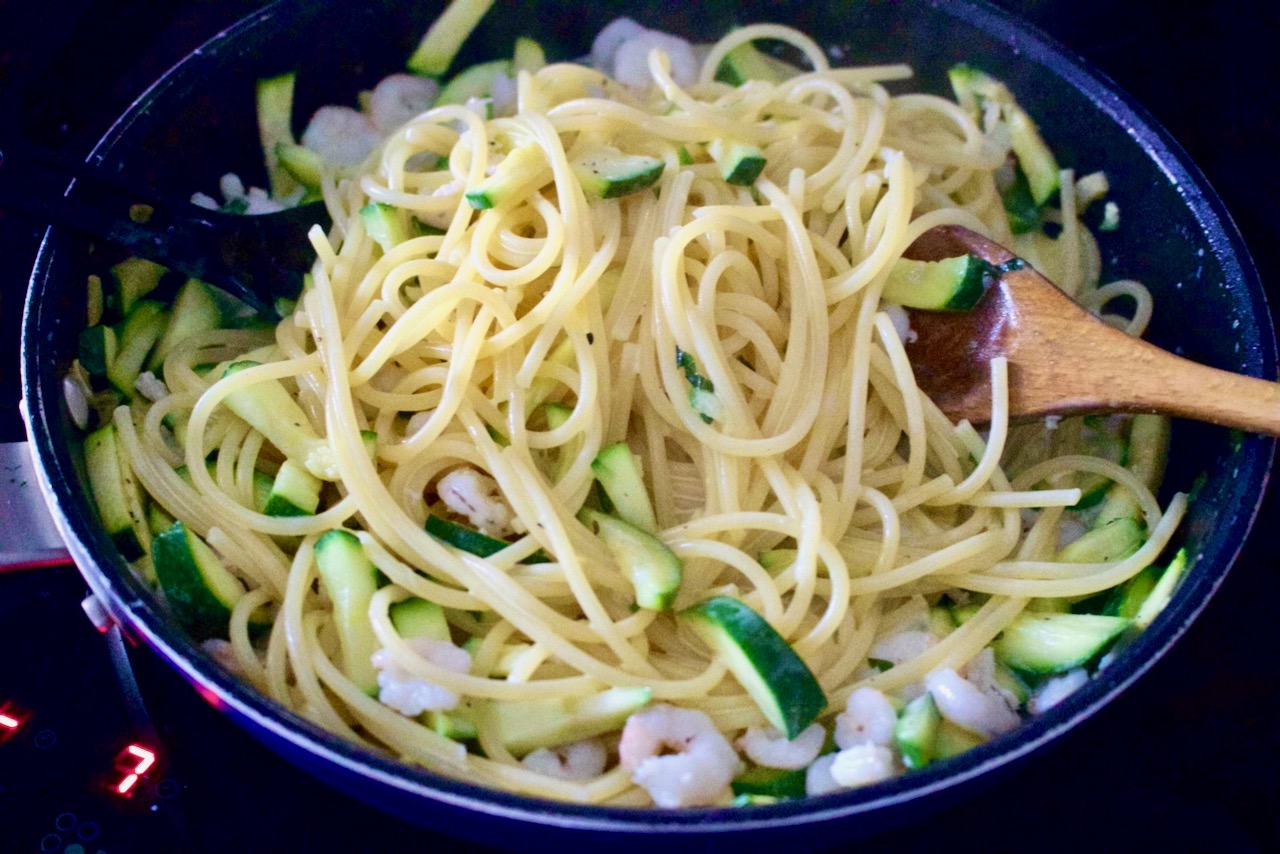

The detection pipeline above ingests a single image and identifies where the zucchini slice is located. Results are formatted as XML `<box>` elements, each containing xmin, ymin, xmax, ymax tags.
<box><xmin>882</xmin><ymin>254</ymin><xmax>996</xmax><ymax>311</ymax></box>
<box><xmin>709</xmin><ymin>139</ymin><xmax>767</xmax><ymax>186</ymax></box>
<box><xmin>256</xmin><ymin>71</ymin><xmax>299</xmax><ymax>199</ymax></box>
<box><xmin>78</xmin><ymin>325</ymin><xmax>117</xmax><ymax>378</ymax></box>
<box><xmin>147</xmin><ymin>278</ymin><xmax>223</xmax><ymax>372</ymax></box>
<box><xmin>464</xmin><ymin>143</ymin><xmax>549</xmax><ymax>210</ymax></box>
<box><xmin>731</xmin><ymin>765</ymin><xmax>808</xmax><ymax>799</ymax></box>
<box><xmin>895</xmin><ymin>692</ymin><xmax>941</xmax><ymax>770</ymax></box>
<box><xmin>263</xmin><ymin>458</ymin><xmax>323</xmax><ymax>517</ymax></box>
<box><xmin>425</xmin><ymin>514</ymin><xmax>549</xmax><ymax>564</ymax></box>
<box><xmin>715</xmin><ymin>41</ymin><xmax>799</xmax><ymax>86</ymax></box>
<box><xmin>994</xmin><ymin>612</ymin><xmax>1130</xmax><ymax>675</ymax></box>
<box><xmin>108</xmin><ymin>300</ymin><xmax>169</xmax><ymax>396</ymax></box>
<box><xmin>220</xmin><ymin>361</ymin><xmax>338</xmax><ymax>480</ymax></box>
<box><xmin>435</xmin><ymin>58</ymin><xmax>511</xmax><ymax>107</ymax></box>
<box><xmin>152</xmin><ymin>520</ymin><xmax>247</xmax><ymax>640</ymax></box>
<box><xmin>360</xmin><ymin>202</ymin><xmax>413</xmax><ymax>252</ymax></box>
<box><xmin>314</xmin><ymin>529</ymin><xmax>381</xmax><ymax>694</ymax></box>
<box><xmin>483</xmin><ymin>686</ymin><xmax>651</xmax><ymax>756</ymax></box>
<box><xmin>406</xmin><ymin>0</ymin><xmax>496</xmax><ymax>77</ymax></box>
<box><xmin>590</xmin><ymin>442</ymin><xmax>658</xmax><ymax>533</ymax></box>
<box><xmin>84</xmin><ymin>422</ymin><xmax>147</xmax><ymax>561</ymax></box>
<box><xmin>580</xmin><ymin>509</ymin><xmax>681</xmax><ymax>611</ymax></box>
<box><xmin>571</xmin><ymin>145</ymin><xmax>665</xmax><ymax>199</ymax></box>
<box><xmin>682</xmin><ymin>596</ymin><xmax>826</xmax><ymax>738</ymax></box>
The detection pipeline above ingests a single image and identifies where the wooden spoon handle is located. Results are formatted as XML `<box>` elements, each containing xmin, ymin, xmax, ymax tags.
<box><xmin>1006</xmin><ymin>268</ymin><xmax>1280</xmax><ymax>435</ymax></box>
<box><xmin>1045</xmin><ymin>329</ymin><xmax>1280</xmax><ymax>436</ymax></box>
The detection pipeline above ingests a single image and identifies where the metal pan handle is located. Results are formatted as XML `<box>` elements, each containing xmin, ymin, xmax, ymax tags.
<box><xmin>0</xmin><ymin>441</ymin><xmax>72</xmax><ymax>570</ymax></box>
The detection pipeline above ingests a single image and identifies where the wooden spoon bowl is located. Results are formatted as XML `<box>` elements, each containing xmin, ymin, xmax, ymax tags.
<box><xmin>903</xmin><ymin>225</ymin><xmax>1280</xmax><ymax>436</ymax></box>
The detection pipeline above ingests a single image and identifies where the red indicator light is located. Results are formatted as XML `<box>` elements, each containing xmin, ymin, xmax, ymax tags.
<box><xmin>0</xmin><ymin>701</ymin><xmax>29</xmax><ymax>743</ymax></box>
<box><xmin>111</xmin><ymin>743</ymin><xmax>158</xmax><ymax>797</ymax></box>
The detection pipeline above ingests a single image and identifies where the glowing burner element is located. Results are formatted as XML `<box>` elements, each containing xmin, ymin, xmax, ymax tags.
<box><xmin>113</xmin><ymin>744</ymin><xmax>157</xmax><ymax>796</ymax></box>
<box><xmin>0</xmin><ymin>714</ymin><xmax>17</xmax><ymax>729</ymax></box>
<box><xmin>0</xmin><ymin>701</ymin><xmax>28</xmax><ymax>742</ymax></box>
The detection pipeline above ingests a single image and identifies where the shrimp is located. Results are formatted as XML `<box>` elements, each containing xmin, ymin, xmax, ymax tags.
<box><xmin>924</xmin><ymin>668</ymin><xmax>1020</xmax><ymax>737</ymax></box>
<box><xmin>735</xmin><ymin>723</ymin><xmax>825</xmax><ymax>770</ymax></box>
<box><xmin>590</xmin><ymin>17</ymin><xmax>699</xmax><ymax>89</ymax></box>
<box><xmin>300</xmin><ymin>105</ymin><xmax>381</xmax><ymax>166</ymax></box>
<box><xmin>829</xmin><ymin>744</ymin><xmax>896</xmax><ymax>789</ymax></box>
<box><xmin>369</xmin><ymin>73</ymin><xmax>439</xmax><ymax>136</ymax></box>
<box><xmin>520</xmin><ymin>739</ymin><xmax>608</xmax><ymax>782</ymax></box>
<box><xmin>618</xmin><ymin>704</ymin><xmax>740</xmax><ymax>807</ymax></box>
<box><xmin>371</xmin><ymin>637</ymin><xmax>471</xmax><ymax>716</ymax></box>
<box><xmin>437</xmin><ymin>467</ymin><xmax>520</xmax><ymax>537</ymax></box>
<box><xmin>834</xmin><ymin>687</ymin><xmax>897</xmax><ymax>750</ymax></box>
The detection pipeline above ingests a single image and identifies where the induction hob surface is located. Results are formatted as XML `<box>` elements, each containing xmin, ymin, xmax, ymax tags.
<box><xmin>2</xmin><ymin>2</ymin><xmax>1278</xmax><ymax>852</ymax></box>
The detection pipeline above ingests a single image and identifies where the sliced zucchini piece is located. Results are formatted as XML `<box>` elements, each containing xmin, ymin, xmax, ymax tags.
<box><xmin>256</xmin><ymin>72</ymin><xmax>299</xmax><ymax>198</ymax></box>
<box><xmin>715</xmin><ymin>41</ymin><xmax>799</xmax><ymax>86</ymax></box>
<box><xmin>360</xmin><ymin>202</ymin><xmax>413</xmax><ymax>252</ymax></box>
<box><xmin>589</xmin><ymin>442</ymin><xmax>658</xmax><ymax>533</ymax></box>
<box><xmin>1056</xmin><ymin>517</ymin><xmax>1144</xmax><ymax>564</ymax></box>
<box><xmin>882</xmin><ymin>254</ymin><xmax>996</xmax><ymax>311</ymax></box>
<box><xmin>1133</xmin><ymin>547</ymin><xmax>1188</xmax><ymax>630</ymax></box>
<box><xmin>78</xmin><ymin>325</ymin><xmax>117</xmax><ymax>378</ymax></box>
<box><xmin>731</xmin><ymin>765</ymin><xmax>808</xmax><ymax>799</ymax></box>
<box><xmin>389</xmin><ymin>596</ymin><xmax>451</xmax><ymax>643</ymax></box>
<box><xmin>84</xmin><ymin>423</ymin><xmax>147</xmax><ymax>561</ymax></box>
<box><xmin>435</xmin><ymin>58</ymin><xmax>512</xmax><ymax>106</ymax></box>
<box><xmin>757</xmin><ymin>549</ymin><xmax>795</xmax><ymax>574</ymax></box>
<box><xmin>276</xmin><ymin>142</ymin><xmax>325</xmax><ymax>189</ymax></box>
<box><xmin>220</xmin><ymin>361</ymin><xmax>338</xmax><ymax>480</ymax></box>
<box><xmin>152</xmin><ymin>520</ymin><xmax>247</xmax><ymax>640</ymax></box>
<box><xmin>1007</xmin><ymin>108</ymin><xmax>1059</xmax><ymax>207</ymax></box>
<box><xmin>580</xmin><ymin>509</ymin><xmax>681</xmax><ymax>611</ymax></box>
<box><xmin>895</xmin><ymin>692</ymin><xmax>941</xmax><ymax>770</ymax></box>
<box><xmin>314</xmin><ymin>529</ymin><xmax>381</xmax><ymax>694</ymax></box>
<box><xmin>571</xmin><ymin>145</ymin><xmax>665</xmax><ymax>199</ymax></box>
<box><xmin>406</xmin><ymin>0</ymin><xmax>496</xmax><ymax>77</ymax></box>
<box><xmin>999</xmin><ymin>162</ymin><xmax>1041</xmax><ymax>234</ymax></box>
<box><xmin>539</xmin><ymin>402</ymin><xmax>581</xmax><ymax>484</ymax></box>
<box><xmin>682</xmin><ymin>596</ymin><xmax>826</xmax><ymax>738</ymax></box>
<box><xmin>483</xmin><ymin>686</ymin><xmax>651</xmax><ymax>756</ymax></box>
<box><xmin>464</xmin><ymin>143</ymin><xmax>549</xmax><ymax>209</ymax></box>
<box><xmin>512</xmin><ymin>36</ymin><xmax>546</xmax><ymax>74</ymax></box>
<box><xmin>108</xmin><ymin>300</ymin><xmax>169</xmax><ymax>396</ymax></box>
<box><xmin>675</xmin><ymin>347</ymin><xmax>722</xmax><ymax>423</ymax></box>
<box><xmin>263</xmin><ymin>458</ymin><xmax>323</xmax><ymax>517</ymax></box>
<box><xmin>425</xmin><ymin>514</ymin><xmax>549</xmax><ymax>564</ymax></box>
<box><xmin>147</xmin><ymin>279</ymin><xmax>223</xmax><ymax>372</ymax></box>
<box><xmin>994</xmin><ymin>612</ymin><xmax>1130</xmax><ymax>675</ymax></box>
<box><xmin>106</xmin><ymin>257</ymin><xmax>167</xmax><ymax>320</ymax></box>
<box><xmin>934</xmin><ymin>718</ymin><xmax>987</xmax><ymax>759</ymax></box>
<box><xmin>709</xmin><ymin>139</ymin><xmax>767</xmax><ymax>186</ymax></box>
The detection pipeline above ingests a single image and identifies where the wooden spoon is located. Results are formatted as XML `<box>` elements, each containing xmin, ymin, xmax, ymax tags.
<box><xmin>902</xmin><ymin>225</ymin><xmax>1280</xmax><ymax>435</ymax></box>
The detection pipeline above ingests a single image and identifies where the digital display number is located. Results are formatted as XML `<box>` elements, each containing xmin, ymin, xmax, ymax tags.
<box><xmin>111</xmin><ymin>743</ymin><xmax>157</xmax><ymax>797</ymax></box>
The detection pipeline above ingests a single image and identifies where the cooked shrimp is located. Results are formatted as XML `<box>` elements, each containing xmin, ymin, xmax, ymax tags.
<box><xmin>369</xmin><ymin>73</ymin><xmax>439</xmax><ymax>135</ymax></box>
<box><xmin>437</xmin><ymin>467</ymin><xmax>520</xmax><ymax>537</ymax></box>
<box><xmin>520</xmin><ymin>739</ymin><xmax>608</xmax><ymax>781</ymax></box>
<box><xmin>736</xmin><ymin>723</ymin><xmax>825</xmax><ymax>770</ymax></box>
<box><xmin>371</xmin><ymin>637</ymin><xmax>471</xmax><ymax>716</ymax></box>
<box><xmin>590</xmin><ymin>17</ymin><xmax>699</xmax><ymax>89</ymax></box>
<box><xmin>834</xmin><ymin>687</ymin><xmax>897</xmax><ymax>749</ymax></box>
<box><xmin>301</xmin><ymin>105</ymin><xmax>381</xmax><ymax>166</ymax></box>
<box><xmin>829</xmin><ymin>743</ymin><xmax>896</xmax><ymax>788</ymax></box>
<box><xmin>618</xmin><ymin>704</ymin><xmax>740</xmax><ymax>807</ymax></box>
<box><xmin>924</xmin><ymin>668</ymin><xmax>1020</xmax><ymax>737</ymax></box>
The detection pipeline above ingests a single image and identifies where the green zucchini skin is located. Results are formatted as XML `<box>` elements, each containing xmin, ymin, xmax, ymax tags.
<box><xmin>882</xmin><ymin>254</ymin><xmax>997</xmax><ymax>311</ymax></box>
<box><xmin>683</xmin><ymin>596</ymin><xmax>826</xmax><ymax>738</ymax></box>
<box><xmin>153</xmin><ymin>520</ymin><xmax>247</xmax><ymax>640</ymax></box>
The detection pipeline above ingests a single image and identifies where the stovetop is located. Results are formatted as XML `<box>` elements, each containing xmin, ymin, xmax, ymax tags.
<box><xmin>2</xmin><ymin>2</ymin><xmax>1278</xmax><ymax>852</ymax></box>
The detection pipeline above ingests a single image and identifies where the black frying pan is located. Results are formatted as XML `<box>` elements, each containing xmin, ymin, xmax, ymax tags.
<box><xmin>19</xmin><ymin>1</ymin><xmax>1278</xmax><ymax>849</ymax></box>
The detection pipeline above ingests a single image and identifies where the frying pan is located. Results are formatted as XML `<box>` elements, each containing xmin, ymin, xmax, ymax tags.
<box><xmin>18</xmin><ymin>0</ymin><xmax>1277</xmax><ymax>849</ymax></box>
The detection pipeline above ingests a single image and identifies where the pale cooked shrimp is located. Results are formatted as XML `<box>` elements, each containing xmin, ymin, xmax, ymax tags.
<box><xmin>437</xmin><ymin>467</ymin><xmax>520</xmax><ymax>537</ymax></box>
<box><xmin>301</xmin><ymin>105</ymin><xmax>381</xmax><ymax>166</ymax></box>
<box><xmin>520</xmin><ymin>739</ymin><xmax>608</xmax><ymax>781</ymax></box>
<box><xmin>924</xmin><ymin>668</ymin><xmax>1020</xmax><ymax>737</ymax></box>
<box><xmin>369</xmin><ymin>73</ymin><xmax>439</xmax><ymax>135</ymax></box>
<box><xmin>833</xmin><ymin>687</ymin><xmax>897</xmax><ymax>749</ymax></box>
<box><xmin>371</xmin><ymin>637</ymin><xmax>471</xmax><ymax>716</ymax></box>
<box><xmin>618</xmin><ymin>704</ymin><xmax>740</xmax><ymax>807</ymax></box>
<box><xmin>735</xmin><ymin>723</ymin><xmax>825</xmax><ymax>770</ymax></box>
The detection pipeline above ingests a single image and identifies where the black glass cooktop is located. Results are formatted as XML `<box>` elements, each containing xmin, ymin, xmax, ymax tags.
<box><xmin>2</xmin><ymin>2</ymin><xmax>1278</xmax><ymax>852</ymax></box>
